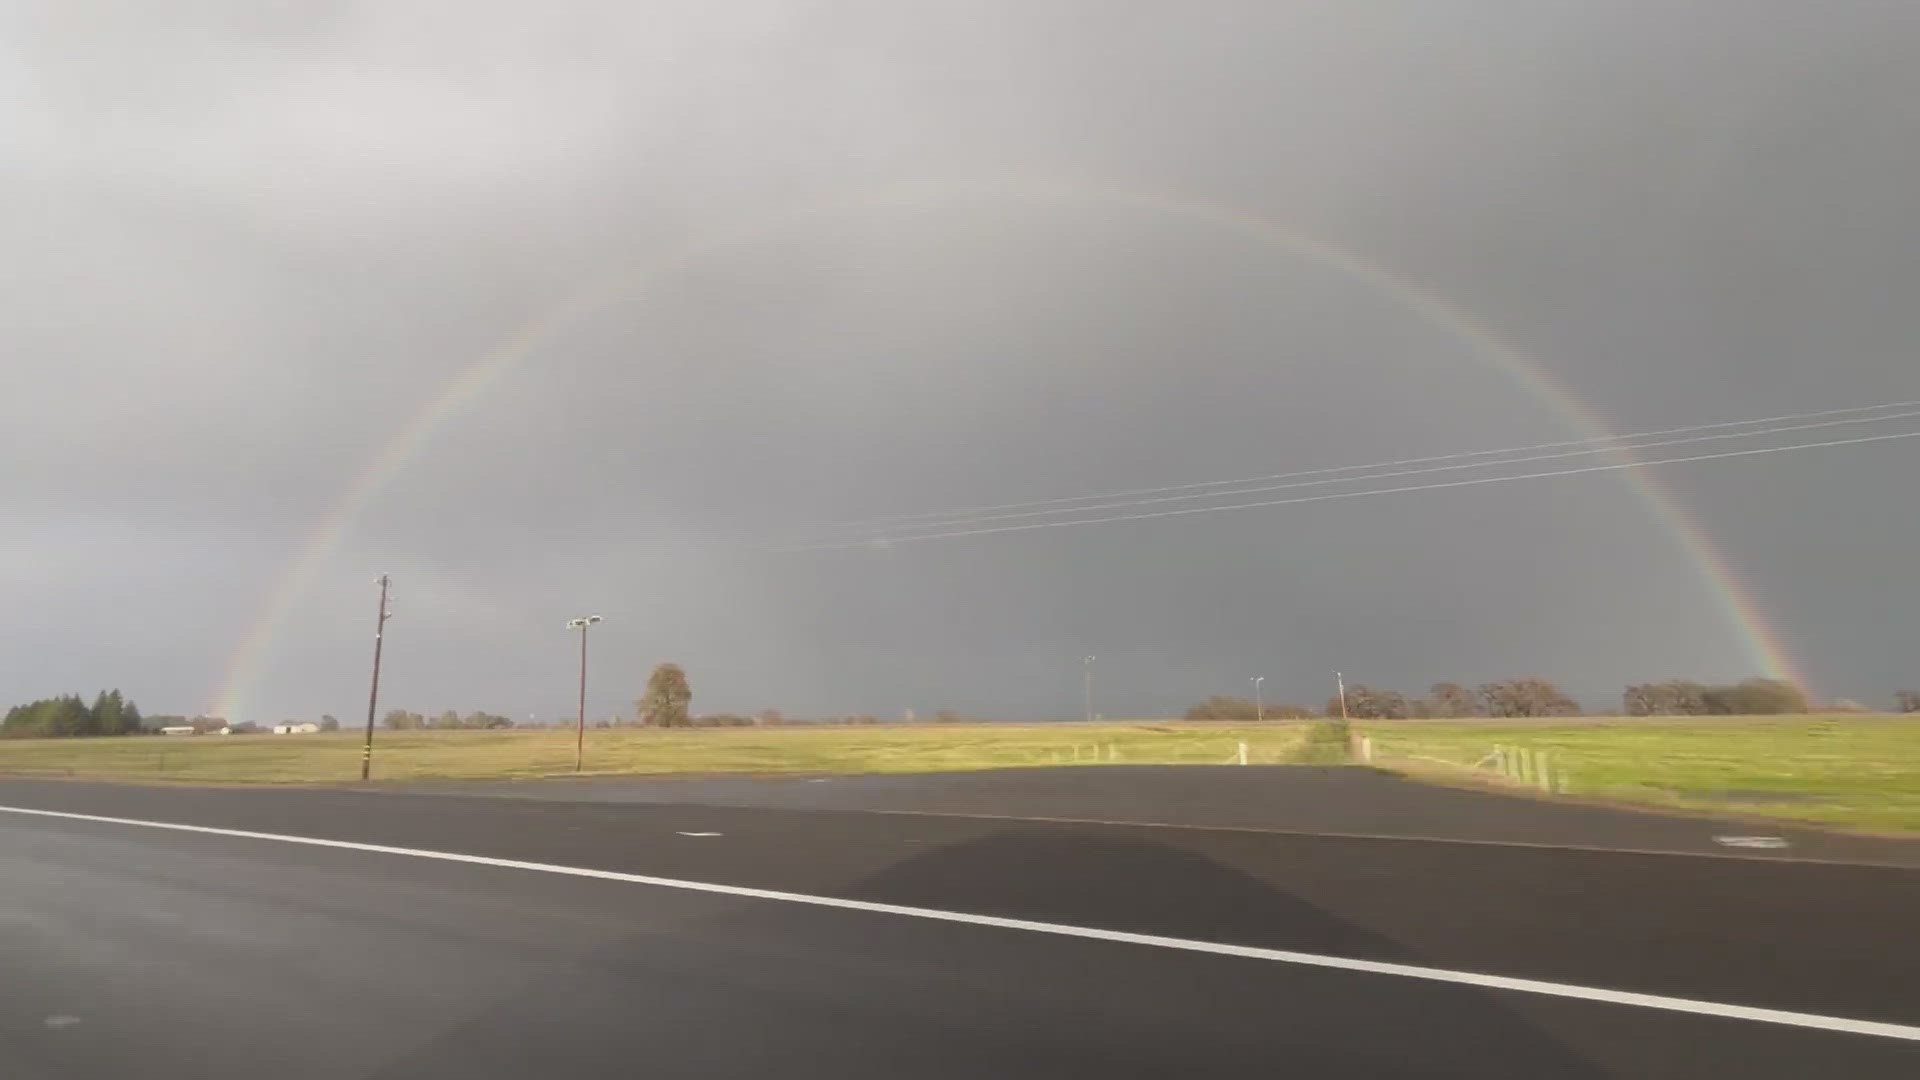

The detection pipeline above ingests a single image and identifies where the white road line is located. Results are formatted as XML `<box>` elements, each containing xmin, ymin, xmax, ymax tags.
<box><xmin>3</xmin><ymin>803</ymin><xmax>1916</xmax><ymax>1044</ymax></box>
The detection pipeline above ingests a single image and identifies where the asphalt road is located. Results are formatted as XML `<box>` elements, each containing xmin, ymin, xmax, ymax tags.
<box><xmin>394</xmin><ymin>765</ymin><xmax>1920</xmax><ymax>866</ymax></box>
<box><xmin>2</xmin><ymin>776</ymin><xmax>1917</xmax><ymax>1077</ymax></box>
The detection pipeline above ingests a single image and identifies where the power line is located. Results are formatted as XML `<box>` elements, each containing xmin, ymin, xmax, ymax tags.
<box><xmin>797</xmin><ymin>398</ymin><xmax>1920</xmax><ymax>532</ymax></box>
<box><xmin>775</xmin><ymin>428</ymin><xmax>1920</xmax><ymax>552</ymax></box>
<box><xmin>818</xmin><ymin>407</ymin><xmax>1920</xmax><ymax>536</ymax></box>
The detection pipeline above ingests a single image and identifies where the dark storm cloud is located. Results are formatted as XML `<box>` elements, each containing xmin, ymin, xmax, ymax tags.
<box><xmin>6</xmin><ymin>1</ymin><xmax>1918</xmax><ymax>721</ymax></box>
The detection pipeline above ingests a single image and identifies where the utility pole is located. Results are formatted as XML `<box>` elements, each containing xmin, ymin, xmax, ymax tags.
<box><xmin>567</xmin><ymin>616</ymin><xmax>602</xmax><ymax>772</ymax></box>
<box><xmin>361</xmin><ymin>574</ymin><xmax>391</xmax><ymax>781</ymax></box>
<box><xmin>1083</xmin><ymin>656</ymin><xmax>1096</xmax><ymax>723</ymax></box>
<box><xmin>1251</xmin><ymin>676</ymin><xmax>1265</xmax><ymax>722</ymax></box>
<box><xmin>1335</xmin><ymin>671</ymin><xmax>1350</xmax><ymax>723</ymax></box>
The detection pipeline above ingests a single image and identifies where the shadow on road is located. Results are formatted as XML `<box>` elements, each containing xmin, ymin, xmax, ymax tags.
<box><xmin>374</xmin><ymin>826</ymin><xmax>1605</xmax><ymax>1078</ymax></box>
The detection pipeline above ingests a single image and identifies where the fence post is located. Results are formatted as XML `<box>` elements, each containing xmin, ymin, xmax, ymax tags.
<box><xmin>1517</xmin><ymin>748</ymin><xmax>1532</xmax><ymax>784</ymax></box>
<box><xmin>1537</xmin><ymin>751</ymin><xmax>1553</xmax><ymax>793</ymax></box>
<box><xmin>1238</xmin><ymin>741</ymin><xmax>1249</xmax><ymax>766</ymax></box>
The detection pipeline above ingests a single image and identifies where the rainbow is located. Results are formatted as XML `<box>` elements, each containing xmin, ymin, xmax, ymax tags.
<box><xmin>210</xmin><ymin>178</ymin><xmax>1807</xmax><ymax>719</ymax></box>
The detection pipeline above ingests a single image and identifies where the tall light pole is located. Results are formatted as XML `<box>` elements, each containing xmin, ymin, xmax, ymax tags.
<box><xmin>1083</xmin><ymin>656</ymin><xmax>1096</xmax><ymax>723</ymax></box>
<box><xmin>567</xmin><ymin>615</ymin><xmax>602</xmax><ymax>772</ymax></box>
<box><xmin>1335</xmin><ymin>671</ymin><xmax>1350</xmax><ymax>723</ymax></box>
<box><xmin>361</xmin><ymin>574</ymin><xmax>392</xmax><ymax>781</ymax></box>
<box><xmin>1251</xmin><ymin>676</ymin><xmax>1265</xmax><ymax>722</ymax></box>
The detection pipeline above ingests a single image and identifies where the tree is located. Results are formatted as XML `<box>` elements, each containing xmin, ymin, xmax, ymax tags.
<box><xmin>1479</xmin><ymin>678</ymin><xmax>1581</xmax><ymax>718</ymax></box>
<box><xmin>1701</xmin><ymin>678</ymin><xmax>1808</xmax><ymax>716</ymax></box>
<box><xmin>639</xmin><ymin>663</ymin><xmax>693</xmax><ymax>727</ymax></box>
<box><xmin>1898</xmin><ymin>691</ymin><xmax>1920</xmax><ymax>714</ymax></box>
<box><xmin>1323</xmin><ymin>685</ymin><xmax>1411</xmax><ymax>720</ymax></box>
<box><xmin>755</xmin><ymin>709</ymin><xmax>784</xmax><ymax>726</ymax></box>
<box><xmin>319</xmin><ymin>714</ymin><xmax>340</xmax><ymax>732</ymax></box>
<box><xmin>1427</xmin><ymin>683</ymin><xmax>1480</xmax><ymax>719</ymax></box>
<box><xmin>3</xmin><ymin>693</ymin><xmax>140</xmax><ymax>739</ymax></box>
<box><xmin>433</xmin><ymin>709</ymin><xmax>463</xmax><ymax>730</ymax></box>
<box><xmin>1623</xmin><ymin>680</ymin><xmax>1709</xmax><ymax>717</ymax></box>
<box><xmin>89</xmin><ymin>689</ymin><xmax>130</xmax><ymax>736</ymax></box>
<box><xmin>382</xmin><ymin>709</ymin><xmax>423</xmax><ymax>730</ymax></box>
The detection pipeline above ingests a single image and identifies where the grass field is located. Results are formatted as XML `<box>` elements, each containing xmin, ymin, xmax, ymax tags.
<box><xmin>0</xmin><ymin>722</ymin><xmax>1330</xmax><ymax>785</ymax></box>
<box><xmin>1361</xmin><ymin>715</ymin><xmax>1920</xmax><ymax>833</ymax></box>
<box><xmin>9</xmin><ymin>717</ymin><xmax>1918</xmax><ymax>836</ymax></box>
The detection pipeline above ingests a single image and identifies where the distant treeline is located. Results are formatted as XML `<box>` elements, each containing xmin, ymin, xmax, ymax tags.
<box><xmin>2</xmin><ymin>691</ymin><xmax>142</xmax><ymax>738</ymax></box>
<box><xmin>1189</xmin><ymin>678</ymin><xmax>1920</xmax><ymax>720</ymax></box>
<box><xmin>1188</xmin><ymin>678</ymin><xmax>1585</xmax><ymax>720</ymax></box>
<box><xmin>382</xmin><ymin>709</ymin><xmax>516</xmax><ymax>730</ymax></box>
<box><xmin>10</xmin><ymin>672</ymin><xmax>1917</xmax><ymax>743</ymax></box>
<box><xmin>1622</xmin><ymin>679</ymin><xmax>1807</xmax><ymax>716</ymax></box>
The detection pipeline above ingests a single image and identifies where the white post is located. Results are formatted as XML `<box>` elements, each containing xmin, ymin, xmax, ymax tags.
<box><xmin>1360</xmin><ymin>735</ymin><xmax>1373</xmax><ymax>763</ymax></box>
<box><xmin>1494</xmin><ymin>745</ymin><xmax>1507</xmax><ymax>777</ymax></box>
<box><xmin>1537</xmin><ymin>751</ymin><xmax>1553</xmax><ymax>793</ymax></box>
<box><xmin>1519</xmin><ymin>748</ymin><xmax>1534</xmax><ymax>784</ymax></box>
<box><xmin>1238</xmin><ymin>741</ymin><xmax>1249</xmax><ymax>766</ymax></box>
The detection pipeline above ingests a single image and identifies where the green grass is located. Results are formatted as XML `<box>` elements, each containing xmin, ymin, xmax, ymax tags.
<box><xmin>1361</xmin><ymin>715</ymin><xmax>1920</xmax><ymax>833</ymax></box>
<box><xmin>16</xmin><ymin>717</ymin><xmax>1916</xmax><ymax>836</ymax></box>
<box><xmin>0</xmin><ymin>723</ymin><xmax>1321</xmax><ymax>785</ymax></box>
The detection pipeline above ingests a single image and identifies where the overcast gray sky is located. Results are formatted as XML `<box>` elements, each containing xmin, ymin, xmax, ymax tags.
<box><xmin>6</xmin><ymin>1</ymin><xmax>1918</xmax><ymax>722</ymax></box>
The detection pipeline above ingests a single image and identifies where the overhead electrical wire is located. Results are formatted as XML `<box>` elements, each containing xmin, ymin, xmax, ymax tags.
<box><xmin>809</xmin><ymin>406</ymin><xmax>1920</xmax><ymax>536</ymax></box>
<box><xmin>797</xmin><ymin>398</ymin><xmax>1920</xmax><ymax>533</ymax></box>
<box><xmin>774</xmin><ymin>427</ymin><xmax>1920</xmax><ymax>552</ymax></box>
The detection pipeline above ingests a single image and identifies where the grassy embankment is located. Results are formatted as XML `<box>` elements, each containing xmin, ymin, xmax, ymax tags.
<box><xmin>0</xmin><ymin>722</ymin><xmax>1330</xmax><ymax>785</ymax></box>
<box><xmin>1361</xmin><ymin>715</ymin><xmax>1920</xmax><ymax>833</ymax></box>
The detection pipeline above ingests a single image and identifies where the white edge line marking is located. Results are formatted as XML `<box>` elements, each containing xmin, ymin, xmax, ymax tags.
<box><xmin>3</xmin><ymin>803</ymin><xmax>1915</xmax><ymax>1044</ymax></box>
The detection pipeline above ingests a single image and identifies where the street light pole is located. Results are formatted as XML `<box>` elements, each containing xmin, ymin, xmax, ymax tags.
<box><xmin>1083</xmin><ymin>656</ymin><xmax>1096</xmax><ymax>723</ymax></box>
<box><xmin>1251</xmin><ymin>676</ymin><xmax>1265</xmax><ymax>722</ymax></box>
<box><xmin>1335</xmin><ymin>671</ymin><xmax>1349</xmax><ymax>723</ymax></box>
<box><xmin>360</xmin><ymin>574</ymin><xmax>391</xmax><ymax>782</ymax></box>
<box><xmin>567</xmin><ymin>616</ymin><xmax>602</xmax><ymax>772</ymax></box>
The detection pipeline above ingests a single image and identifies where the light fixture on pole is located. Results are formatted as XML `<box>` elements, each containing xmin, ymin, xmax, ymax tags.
<box><xmin>566</xmin><ymin>615</ymin><xmax>602</xmax><ymax>772</ymax></box>
<box><xmin>1251</xmin><ymin>676</ymin><xmax>1265</xmax><ymax>722</ymax></box>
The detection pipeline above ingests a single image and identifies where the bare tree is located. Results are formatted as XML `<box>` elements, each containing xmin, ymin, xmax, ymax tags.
<box><xmin>1479</xmin><ymin>678</ymin><xmax>1581</xmax><ymax>718</ymax></box>
<box><xmin>1623</xmin><ymin>680</ymin><xmax>1709</xmax><ymax>716</ymax></box>
<box><xmin>1427</xmin><ymin>682</ymin><xmax>1480</xmax><ymax>718</ymax></box>
<box><xmin>1323</xmin><ymin>685</ymin><xmax>1411</xmax><ymax>719</ymax></box>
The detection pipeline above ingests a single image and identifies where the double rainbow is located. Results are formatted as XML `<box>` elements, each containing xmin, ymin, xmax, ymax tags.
<box><xmin>211</xmin><ymin>179</ymin><xmax>1805</xmax><ymax>720</ymax></box>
